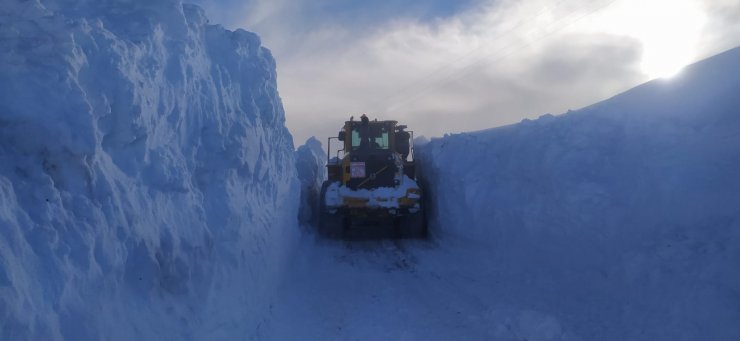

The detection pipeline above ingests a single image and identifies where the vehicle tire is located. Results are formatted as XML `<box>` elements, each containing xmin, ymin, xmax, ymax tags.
<box><xmin>318</xmin><ymin>181</ymin><xmax>343</xmax><ymax>238</ymax></box>
<box><xmin>404</xmin><ymin>197</ymin><xmax>428</xmax><ymax>239</ymax></box>
<box><xmin>404</xmin><ymin>212</ymin><xmax>427</xmax><ymax>239</ymax></box>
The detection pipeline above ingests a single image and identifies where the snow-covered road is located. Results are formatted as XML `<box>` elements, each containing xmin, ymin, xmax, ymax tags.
<box><xmin>270</xmin><ymin>232</ymin><xmax>569</xmax><ymax>341</ymax></box>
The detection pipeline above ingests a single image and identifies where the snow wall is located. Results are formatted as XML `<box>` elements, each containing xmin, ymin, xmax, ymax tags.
<box><xmin>0</xmin><ymin>0</ymin><xmax>299</xmax><ymax>339</ymax></box>
<box><xmin>418</xmin><ymin>47</ymin><xmax>740</xmax><ymax>340</ymax></box>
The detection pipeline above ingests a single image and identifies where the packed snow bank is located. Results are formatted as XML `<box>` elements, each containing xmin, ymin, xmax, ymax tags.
<box><xmin>0</xmin><ymin>0</ymin><xmax>298</xmax><ymax>339</ymax></box>
<box><xmin>418</xmin><ymin>47</ymin><xmax>740</xmax><ymax>340</ymax></box>
<box><xmin>295</xmin><ymin>137</ymin><xmax>326</xmax><ymax>225</ymax></box>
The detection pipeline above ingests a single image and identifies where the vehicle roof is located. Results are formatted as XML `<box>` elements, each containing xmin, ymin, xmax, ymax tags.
<box><xmin>345</xmin><ymin>120</ymin><xmax>398</xmax><ymax>125</ymax></box>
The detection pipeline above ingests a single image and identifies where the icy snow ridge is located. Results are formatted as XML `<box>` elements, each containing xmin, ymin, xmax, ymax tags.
<box><xmin>0</xmin><ymin>0</ymin><xmax>297</xmax><ymax>339</ymax></box>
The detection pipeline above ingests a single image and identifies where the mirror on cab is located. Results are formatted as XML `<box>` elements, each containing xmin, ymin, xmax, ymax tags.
<box><xmin>338</xmin><ymin>131</ymin><xmax>346</xmax><ymax>141</ymax></box>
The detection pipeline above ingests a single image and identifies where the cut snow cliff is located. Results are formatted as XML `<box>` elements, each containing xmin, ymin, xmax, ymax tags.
<box><xmin>418</xmin><ymin>47</ymin><xmax>740</xmax><ymax>340</ymax></box>
<box><xmin>0</xmin><ymin>0</ymin><xmax>298</xmax><ymax>339</ymax></box>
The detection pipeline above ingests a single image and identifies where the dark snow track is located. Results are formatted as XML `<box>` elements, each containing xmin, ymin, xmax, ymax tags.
<box><xmin>337</xmin><ymin>238</ymin><xmax>424</xmax><ymax>274</ymax></box>
<box><xmin>268</xmin><ymin>233</ymin><xmax>567</xmax><ymax>341</ymax></box>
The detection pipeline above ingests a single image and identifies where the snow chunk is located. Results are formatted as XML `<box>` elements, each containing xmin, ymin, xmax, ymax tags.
<box><xmin>295</xmin><ymin>136</ymin><xmax>326</xmax><ymax>224</ymax></box>
<box><xmin>325</xmin><ymin>175</ymin><xmax>420</xmax><ymax>210</ymax></box>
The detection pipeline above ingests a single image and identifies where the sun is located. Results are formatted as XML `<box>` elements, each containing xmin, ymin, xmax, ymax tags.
<box><xmin>584</xmin><ymin>0</ymin><xmax>707</xmax><ymax>79</ymax></box>
<box><xmin>629</xmin><ymin>0</ymin><xmax>707</xmax><ymax>78</ymax></box>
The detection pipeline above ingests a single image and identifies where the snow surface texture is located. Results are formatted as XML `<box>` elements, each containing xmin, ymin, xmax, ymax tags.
<box><xmin>417</xmin><ymin>47</ymin><xmax>740</xmax><ymax>340</ymax></box>
<box><xmin>295</xmin><ymin>136</ymin><xmax>326</xmax><ymax>225</ymax></box>
<box><xmin>0</xmin><ymin>0</ymin><xmax>298</xmax><ymax>339</ymax></box>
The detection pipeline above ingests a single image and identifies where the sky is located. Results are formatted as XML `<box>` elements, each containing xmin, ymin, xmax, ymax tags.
<box><xmin>190</xmin><ymin>0</ymin><xmax>740</xmax><ymax>148</ymax></box>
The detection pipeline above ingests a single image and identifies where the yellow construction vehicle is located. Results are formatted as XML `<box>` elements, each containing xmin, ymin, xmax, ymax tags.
<box><xmin>319</xmin><ymin>114</ymin><xmax>426</xmax><ymax>238</ymax></box>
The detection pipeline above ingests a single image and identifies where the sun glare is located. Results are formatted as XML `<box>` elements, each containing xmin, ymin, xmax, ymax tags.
<box><xmin>583</xmin><ymin>0</ymin><xmax>707</xmax><ymax>79</ymax></box>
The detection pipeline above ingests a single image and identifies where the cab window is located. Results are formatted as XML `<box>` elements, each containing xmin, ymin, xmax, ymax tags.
<box><xmin>350</xmin><ymin>124</ymin><xmax>391</xmax><ymax>150</ymax></box>
<box><xmin>351</xmin><ymin>129</ymin><xmax>362</xmax><ymax>149</ymax></box>
<box><xmin>374</xmin><ymin>131</ymin><xmax>389</xmax><ymax>149</ymax></box>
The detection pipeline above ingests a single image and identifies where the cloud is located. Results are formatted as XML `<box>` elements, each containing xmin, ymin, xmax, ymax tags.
<box><xmin>270</xmin><ymin>0</ymin><xmax>646</xmax><ymax>145</ymax></box>
<box><xmin>698</xmin><ymin>0</ymin><xmax>740</xmax><ymax>54</ymax></box>
<box><xmin>191</xmin><ymin>0</ymin><xmax>740</xmax><ymax>147</ymax></box>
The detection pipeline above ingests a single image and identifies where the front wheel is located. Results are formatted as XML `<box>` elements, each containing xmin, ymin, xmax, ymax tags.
<box><xmin>318</xmin><ymin>181</ymin><xmax>343</xmax><ymax>238</ymax></box>
<box><xmin>403</xmin><ymin>211</ymin><xmax>427</xmax><ymax>239</ymax></box>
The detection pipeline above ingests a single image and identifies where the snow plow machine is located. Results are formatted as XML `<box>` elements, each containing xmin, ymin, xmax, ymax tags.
<box><xmin>319</xmin><ymin>114</ymin><xmax>427</xmax><ymax>238</ymax></box>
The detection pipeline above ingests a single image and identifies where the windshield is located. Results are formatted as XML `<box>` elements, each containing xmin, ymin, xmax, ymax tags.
<box><xmin>351</xmin><ymin>124</ymin><xmax>390</xmax><ymax>150</ymax></box>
